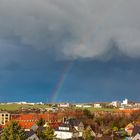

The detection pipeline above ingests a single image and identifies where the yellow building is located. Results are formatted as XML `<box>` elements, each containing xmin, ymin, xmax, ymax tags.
<box><xmin>0</xmin><ymin>112</ymin><xmax>10</xmax><ymax>125</ymax></box>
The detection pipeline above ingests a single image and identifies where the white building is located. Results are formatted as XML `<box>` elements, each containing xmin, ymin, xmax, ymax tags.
<box><xmin>58</xmin><ymin>103</ymin><xmax>70</xmax><ymax>108</ymax></box>
<box><xmin>75</xmin><ymin>104</ymin><xmax>83</xmax><ymax>108</ymax></box>
<box><xmin>111</xmin><ymin>101</ymin><xmax>121</xmax><ymax>107</ymax></box>
<box><xmin>83</xmin><ymin>105</ymin><xmax>92</xmax><ymax>108</ymax></box>
<box><xmin>94</xmin><ymin>103</ymin><xmax>102</xmax><ymax>108</ymax></box>
<box><xmin>54</xmin><ymin>119</ymin><xmax>84</xmax><ymax>139</ymax></box>
<box><xmin>122</xmin><ymin>99</ymin><xmax>128</xmax><ymax>105</ymax></box>
<box><xmin>54</xmin><ymin>124</ymin><xmax>79</xmax><ymax>139</ymax></box>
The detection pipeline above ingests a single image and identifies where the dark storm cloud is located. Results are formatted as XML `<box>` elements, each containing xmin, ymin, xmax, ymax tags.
<box><xmin>0</xmin><ymin>0</ymin><xmax>140</xmax><ymax>60</ymax></box>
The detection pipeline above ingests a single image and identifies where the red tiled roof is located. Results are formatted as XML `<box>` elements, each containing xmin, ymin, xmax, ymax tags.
<box><xmin>18</xmin><ymin>121</ymin><xmax>36</xmax><ymax>129</ymax></box>
<box><xmin>11</xmin><ymin>113</ymin><xmax>58</xmax><ymax>121</ymax></box>
<box><xmin>10</xmin><ymin>113</ymin><xmax>63</xmax><ymax>129</ymax></box>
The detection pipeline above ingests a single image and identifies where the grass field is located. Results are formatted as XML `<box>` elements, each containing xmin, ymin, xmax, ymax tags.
<box><xmin>0</xmin><ymin>104</ymin><xmax>116</xmax><ymax>112</ymax></box>
<box><xmin>0</xmin><ymin>104</ymin><xmax>50</xmax><ymax>111</ymax></box>
<box><xmin>75</xmin><ymin>106</ymin><xmax>116</xmax><ymax>112</ymax></box>
<box><xmin>88</xmin><ymin>107</ymin><xmax>116</xmax><ymax>112</ymax></box>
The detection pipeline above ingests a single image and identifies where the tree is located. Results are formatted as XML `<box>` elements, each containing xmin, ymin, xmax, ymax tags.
<box><xmin>83</xmin><ymin>127</ymin><xmax>94</xmax><ymax>140</ymax></box>
<box><xmin>43</xmin><ymin>126</ymin><xmax>56</xmax><ymax>140</ymax></box>
<box><xmin>113</xmin><ymin>126</ymin><xmax>118</xmax><ymax>132</ymax></box>
<box><xmin>1</xmin><ymin>121</ymin><xmax>25</xmax><ymax>140</ymax></box>
<box><xmin>83</xmin><ymin>109</ymin><xmax>93</xmax><ymax>119</ymax></box>
<box><xmin>36</xmin><ymin>118</ymin><xmax>45</xmax><ymax>126</ymax></box>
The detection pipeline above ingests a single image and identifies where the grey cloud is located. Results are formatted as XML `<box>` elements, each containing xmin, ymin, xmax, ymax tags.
<box><xmin>0</xmin><ymin>0</ymin><xmax>140</xmax><ymax>59</ymax></box>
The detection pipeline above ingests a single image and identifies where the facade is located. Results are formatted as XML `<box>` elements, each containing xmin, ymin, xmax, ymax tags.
<box><xmin>94</xmin><ymin>103</ymin><xmax>102</xmax><ymax>108</ymax></box>
<box><xmin>54</xmin><ymin>124</ymin><xmax>79</xmax><ymax>139</ymax></box>
<box><xmin>75</xmin><ymin>104</ymin><xmax>91</xmax><ymax>108</ymax></box>
<box><xmin>58</xmin><ymin>103</ymin><xmax>70</xmax><ymax>108</ymax></box>
<box><xmin>121</xmin><ymin>99</ymin><xmax>129</xmax><ymax>107</ymax></box>
<box><xmin>111</xmin><ymin>101</ymin><xmax>121</xmax><ymax>107</ymax></box>
<box><xmin>75</xmin><ymin>104</ymin><xmax>83</xmax><ymax>108</ymax></box>
<box><xmin>0</xmin><ymin>112</ymin><xmax>10</xmax><ymax>125</ymax></box>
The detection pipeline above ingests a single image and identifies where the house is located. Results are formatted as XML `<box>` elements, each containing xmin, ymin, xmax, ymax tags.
<box><xmin>54</xmin><ymin>118</ymin><xmax>84</xmax><ymax>139</ymax></box>
<box><xmin>25</xmin><ymin>130</ymin><xmax>39</xmax><ymax>140</ymax></box>
<box><xmin>65</xmin><ymin>118</ymin><xmax>84</xmax><ymax>137</ymax></box>
<box><xmin>54</xmin><ymin>123</ymin><xmax>79</xmax><ymax>139</ymax></box>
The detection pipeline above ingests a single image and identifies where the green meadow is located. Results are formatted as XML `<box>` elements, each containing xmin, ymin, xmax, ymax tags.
<box><xmin>0</xmin><ymin>103</ymin><xmax>116</xmax><ymax>112</ymax></box>
<box><xmin>75</xmin><ymin>106</ymin><xmax>116</xmax><ymax>112</ymax></box>
<box><xmin>0</xmin><ymin>104</ymin><xmax>50</xmax><ymax>111</ymax></box>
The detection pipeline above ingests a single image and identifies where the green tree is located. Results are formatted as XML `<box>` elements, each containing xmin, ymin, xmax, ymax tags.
<box><xmin>113</xmin><ymin>126</ymin><xmax>118</xmax><ymax>132</ymax></box>
<box><xmin>43</xmin><ymin>126</ymin><xmax>56</xmax><ymax>140</ymax></box>
<box><xmin>1</xmin><ymin>121</ymin><xmax>25</xmax><ymax>140</ymax></box>
<box><xmin>83</xmin><ymin>109</ymin><xmax>93</xmax><ymax>119</ymax></box>
<box><xmin>83</xmin><ymin>127</ymin><xmax>94</xmax><ymax>140</ymax></box>
<box><xmin>36</xmin><ymin>118</ymin><xmax>45</xmax><ymax>126</ymax></box>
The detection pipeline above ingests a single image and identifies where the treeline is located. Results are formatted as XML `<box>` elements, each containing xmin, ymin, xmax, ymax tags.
<box><xmin>77</xmin><ymin>109</ymin><xmax>140</xmax><ymax>136</ymax></box>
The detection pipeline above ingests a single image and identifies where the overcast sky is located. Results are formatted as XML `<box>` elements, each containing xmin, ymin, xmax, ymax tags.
<box><xmin>0</xmin><ymin>0</ymin><xmax>140</xmax><ymax>102</ymax></box>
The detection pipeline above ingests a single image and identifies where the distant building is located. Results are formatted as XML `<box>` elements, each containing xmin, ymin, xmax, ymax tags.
<box><xmin>0</xmin><ymin>112</ymin><xmax>10</xmax><ymax>125</ymax></box>
<box><xmin>58</xmin><ymin>103</ymin><xmax>70</xmax><ymax>108</ymax></box>
<box><xmin>83</xmin><ymin>105</ymin><xmax>92</xmax><ymax>108</ymax></box>
<box><xmin>75</xmin><ymin>104</ymin><xmax>83</xmax><ymax>108</ymax></box>
<box><xmin>94</xmin><ymin>103</ymin><xmax>102</xmax><ymax>108</ymax></box>
<box><xmin>75</xmin><ymin>104</ymin><xmax>91</xmax><ymax>108</ymax></box>
<box><xmin>122</xmin><ymin>99</ymin><xmax>128</xmax><ymax>106</ymax></box>
<box><xmin>134</xmin><ymin>103</ymin><xmax>140</xmax><ymax>108</ymax></box>
<box><xmin>111</xmin><ymin>101</ymin><xmax>121</xmax><ymax>107</ymax></box>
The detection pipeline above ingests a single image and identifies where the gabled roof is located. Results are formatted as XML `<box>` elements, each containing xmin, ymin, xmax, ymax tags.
<box><xmin>25</xmin><ymin>130</ymin><xmax>36</xmax><ymax>138</ymax></box>
<box><xmin>132</xmin><ymin>133</ymin><xmax>140</xmax><ymax>140</ymax></box>
<box><xmin>131</xmin><ymin>125</ymin><xmax>140</xmax><ymax>137</ymax></box>
<box><xmin>65</xmin><ymin>118</ymin><xmax>81</xmax><ymax>126</ymax></box>
<box><xmin>31</xmin><ymin>124</ymin><xmax>38</xmax><ymax>132</ymax></box>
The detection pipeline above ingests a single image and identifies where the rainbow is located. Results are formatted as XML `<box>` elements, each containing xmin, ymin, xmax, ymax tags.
<box><xmin>50</xmin><ymin>61</ymin><xmax>73</xmax><ymax>103</ymax></box>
